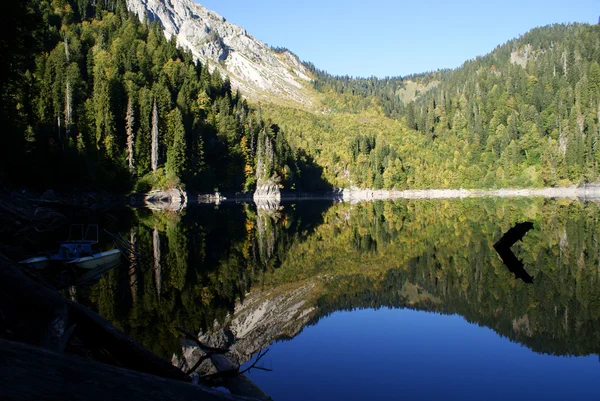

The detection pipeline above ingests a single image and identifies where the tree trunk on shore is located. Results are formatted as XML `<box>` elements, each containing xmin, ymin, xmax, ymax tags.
<box><xmin>151</xmin><ymin>100</ymin><xmax>159</xmax><ymax>172</ymax></box>
<box><xmin>207</xmin><ymin>353</ymin><xmax>272</xmax><ymax>400</ymax></box>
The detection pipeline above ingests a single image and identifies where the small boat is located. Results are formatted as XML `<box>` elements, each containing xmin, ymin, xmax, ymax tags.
<box><xmin>66</xmin><ymin>248</ymin><xmax>121</xmax><ymax>270</ymax></box>
<box><xmin>19</xmin><ymin>224</ymin><xmax>121</xmax><ymax>270</ymax></box>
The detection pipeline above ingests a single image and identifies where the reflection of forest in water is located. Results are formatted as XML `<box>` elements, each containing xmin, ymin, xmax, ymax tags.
<box><xmin>81</xmin><ymin>198</ymin><xmax>600</xmax><ymax>360</ymax></box>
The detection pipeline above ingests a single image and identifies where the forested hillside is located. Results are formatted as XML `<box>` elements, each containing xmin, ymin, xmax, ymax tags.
<box><xmin>2</xmin><ymin>1</ymin><xmax>599</xmax><ymax>191</ymax></box>
<box><xmin>0</xmin><ymin>0</ymin><xmax>319</xmax><ymax>193</ymax></box>
<box><xmin>298</xmin><ymin>23</ymin><xmax>600</xmax><ymax>189</ymax></box>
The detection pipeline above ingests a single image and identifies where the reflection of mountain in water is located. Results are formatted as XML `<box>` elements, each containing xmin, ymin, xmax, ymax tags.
<box><xmin>305</xmin><ymin>200</ymin><xmax>600</xmax><ymax>357</ymax></box>
<box><xmin>82</xmin><ymin>198</ymin><xmax>600</xmax><ymax>365</ymax></box>
<box><xmin>78</xmin><ymin>201</ymin><xmax>331</xmax><ymax>359</ymax></box>
<box><xmin>176</xmin><ymin>281</ymin><xmax>319</xmax><ymax>372</ymax></box>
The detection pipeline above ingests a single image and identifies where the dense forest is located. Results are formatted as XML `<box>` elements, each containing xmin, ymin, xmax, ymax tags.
<box><xmin>82</xmin><ymin>198</ymin><xmax>600</xmax><ymax>359</ymax></box>
<box><xmin>279</xmin><ymin>23</ymin><xmax>600</xmax><ymax>189</ymax></box>
<box><xmin>2</xmin><ymin>2</ymin><xmax>600</xmax><ymax>192</ymax></box>
<box><xmin>0</xmin><ymin>0</ymin><xmax>325</xmax><ymax>193</ymax></box>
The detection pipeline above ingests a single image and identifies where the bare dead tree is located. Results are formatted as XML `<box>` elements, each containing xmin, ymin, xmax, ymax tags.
<box><xmin>151</xmin><ymin>100</ymin><xmax>159</xmax><ymax>172</ymax></box>
<box><xmin>126</xmin><ymin>97</ymin><xmax>135</xmax><ymax>174</ymax></box>
<box><xmin>177</xmin><ymin>328</ymin><xmax>272</xmax><ymax>400</ymax></box>
<box><xmin>64</xmin><ymin>36</ymin><xmax>72</xmax><ymax>138</ymax></box>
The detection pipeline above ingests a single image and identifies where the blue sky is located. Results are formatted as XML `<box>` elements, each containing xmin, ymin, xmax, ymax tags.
<box><xmin>196</xmin><ymin>0</ymin><xmax>598</xmax><ymax>78</ymax></box>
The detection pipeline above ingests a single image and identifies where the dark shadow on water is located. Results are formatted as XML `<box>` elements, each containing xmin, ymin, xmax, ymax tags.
<box><xmin>494</xmin><ymin>222</ymin><xmax>535</xmax><ymax>284</ymax></box>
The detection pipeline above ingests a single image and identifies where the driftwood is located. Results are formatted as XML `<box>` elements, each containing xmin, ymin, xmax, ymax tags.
<box><xmin>207</xmin><ymin>353</ymin><xmax>272</xmax><ymax>400</ymax></box>
<box><xmin>239</xmin><ymin>349</ymin><xmax>272</xmax><ymax>376</ymax></box>
<box><xmin>186</xmin><ymin>353</ymin><xmax>211</xmax><ymax>375</ymax></box>
<box><xmin>178</xmin><ymin>328</ymin><xmax>272</xmax><ymax>400</ymax></box>
<box><xmin>0</xmin><ymin>339</ymin><xmax>260</xmax><ymax>401</ymax></box>
<box><xmin>178</xmin><ymin>327</ymin><xmax>230</xmax><ymax>354</ymax></box>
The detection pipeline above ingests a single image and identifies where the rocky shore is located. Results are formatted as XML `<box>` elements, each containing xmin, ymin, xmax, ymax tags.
<box><xmin>341</xmin><ymin>185</ymin><xmax>600</xmax><ymax>201</ymax></box>
<box><xmin>144</xmin><ymin>188</ymin><xmax>187</xmax><ymax>211</ymax></box>
<box><xmin>140</xmin><ymin>184</ymin><xmax>600</xmax><ymax>211</ymax></box>
<box><xmin>253</xmin><ymin>181</ymin><xmax>281</xmax><ymax>202</ymax></box>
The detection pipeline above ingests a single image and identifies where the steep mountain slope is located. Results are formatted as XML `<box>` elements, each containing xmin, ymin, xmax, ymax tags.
<box><xmin>125</xmin><ymin>0</ymin><xmax>313</xmax><ymax>104</ymax></box>
<box><xmin>0</xmin><ymin>0</ymin><xmax>319</xmax><ymax>193</ymax></box>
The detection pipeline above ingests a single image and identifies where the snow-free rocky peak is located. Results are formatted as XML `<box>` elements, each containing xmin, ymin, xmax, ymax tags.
<box><xmin>125</xmin><ymin>0</ymin><xmax>312</xmax><ymax>104</ymax></box>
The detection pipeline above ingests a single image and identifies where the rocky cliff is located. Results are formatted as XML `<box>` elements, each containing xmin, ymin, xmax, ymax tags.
<box><xmin>125</xmin><ymin>0</ymin><xmax>312</xmax><ymax>104</ymax></box>
<box><xmin>253</xmin><ymin>179</ymin><xmax>281</xmax><ymax>202</ymax></box>
<box><xmin>144</xmin><ymin>188</ymin><xmax>187</xmax><ymax>211</ymax></box>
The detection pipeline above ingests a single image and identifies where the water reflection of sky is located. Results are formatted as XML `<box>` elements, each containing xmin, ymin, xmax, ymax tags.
<box><xmin>246</xmin><ymin>308</ymin><xmax>599</xmax><ymax>401</ymax></box>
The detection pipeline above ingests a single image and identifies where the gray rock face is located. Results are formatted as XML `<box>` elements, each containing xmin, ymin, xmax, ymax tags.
<box><xmin>253</xmin><ymin>180</ymin><xmax>281</xmax><ymax>204</ymax></box>
<box><xmin>144</xmin><ymin>188</ymin><xmax>187</xmax><ymax>210</ymax></box>
<box><xmin>125</xmin><ymin>0</ymin><xmax>312</xmax><ymax>104</ymax></box>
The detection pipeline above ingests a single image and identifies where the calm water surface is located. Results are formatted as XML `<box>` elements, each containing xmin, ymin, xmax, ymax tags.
<box><xmin>83</xmin><ymin>198</ymin><xmax>600</xmax><ymax>400</ymax></box>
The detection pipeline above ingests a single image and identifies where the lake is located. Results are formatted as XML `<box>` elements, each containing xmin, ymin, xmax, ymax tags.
<box><xmin>81</xmin><ymin>198</ymin><xmax>600</xmax><ymax>400</ymax></box>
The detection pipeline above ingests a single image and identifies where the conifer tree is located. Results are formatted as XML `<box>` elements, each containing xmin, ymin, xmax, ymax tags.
<box><xmin>166</xmin><ymin>108</ymin><xmax>187</xmax><ymax>182</ymax></box>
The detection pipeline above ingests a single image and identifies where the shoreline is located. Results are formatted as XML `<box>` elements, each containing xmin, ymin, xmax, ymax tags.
<box><xmin>338</xmin><ymin>185</ymin><xmax>600</xmax><ymax>201</ymax></box>
<box><xmin>5</xmin><ymin>185</ymin><xmax>597</xmax><ymax>216</ymax></box>
<box><xmin>204</xmin><ymin>185</ymin><xmax>600</xmax><ymax>205</ymax></box>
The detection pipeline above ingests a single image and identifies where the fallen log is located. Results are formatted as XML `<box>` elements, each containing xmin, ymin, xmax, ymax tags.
<box><xmin>178</xmin><ymin>327</ymin><xmax>272</xmax><ymax>400</ymax></box>
<box><xmin>0</xmin><ymin>339</ymin><xmax>259</xmax><ymax>401</ymax></box>
<box><xmin>207</xmin><ymin>353</ymin><xmax>272</xmax><ymax>401</ymax></box>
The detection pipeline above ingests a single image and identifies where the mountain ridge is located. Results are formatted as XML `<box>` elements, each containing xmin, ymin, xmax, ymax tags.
<box><xmin>2</xmin><ymin>0</ymin><xmax>600</xmax><ymax>193</ymax></box>
<box><xmin>125</xmin><ymin>0</ymin><xmax>313</xmax><ymax>104</ymax></box>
